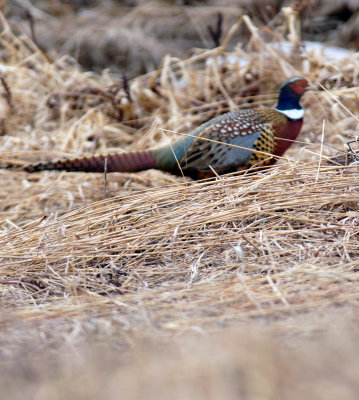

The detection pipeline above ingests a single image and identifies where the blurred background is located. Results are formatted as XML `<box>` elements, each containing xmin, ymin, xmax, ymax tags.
<box><xmin>5</xmin><ymin>0</ymin><xmax>359</xmax><ymax>76</ymax></box>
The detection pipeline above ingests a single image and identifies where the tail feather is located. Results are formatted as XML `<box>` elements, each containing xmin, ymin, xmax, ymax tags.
<box><xmin>22</xmin><ymin>151</ymin><xmax>159</xmax><ymax>173</ymax></box>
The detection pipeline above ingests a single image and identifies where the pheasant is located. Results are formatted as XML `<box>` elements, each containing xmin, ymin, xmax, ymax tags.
<box><xmin>17</xmin><ymin>76</ymin><xmax>308</xmax><ymax>179</ymax></box>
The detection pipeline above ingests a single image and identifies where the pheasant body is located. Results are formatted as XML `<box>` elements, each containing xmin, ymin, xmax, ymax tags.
<box><xmin>19</xmin><ymin>77</ymin><xmax>308</xmax><ymax>179</ymax></box>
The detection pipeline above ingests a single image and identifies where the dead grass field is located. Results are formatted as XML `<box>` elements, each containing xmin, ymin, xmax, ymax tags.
<box><xmin>1</xmin><ymin>3</ymin><xmax>359</xmax><ymax>399</ymax></box>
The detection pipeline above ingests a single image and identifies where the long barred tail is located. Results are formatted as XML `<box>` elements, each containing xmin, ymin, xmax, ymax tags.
<box><xmin>21</xmin><ymin>151</ymin><xmax>159</xmax><ymax>173</ymax></box>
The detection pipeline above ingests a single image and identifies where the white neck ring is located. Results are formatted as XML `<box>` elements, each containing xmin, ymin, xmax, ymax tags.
<box><xmin>276</xmin><ymin>108</ymin><xmax>304</xmax><ymax>120</ymax></box>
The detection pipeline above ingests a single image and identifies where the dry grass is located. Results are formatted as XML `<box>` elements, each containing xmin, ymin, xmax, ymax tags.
<box><xmin>1</xmin><ymin>6</ymin><xmax>359</xmax><ymax>398</ymax></box>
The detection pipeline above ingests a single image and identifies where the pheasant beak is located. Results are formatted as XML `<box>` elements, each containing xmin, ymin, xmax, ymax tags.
<box><xmin>304</xmin><ymin>79</ymin><xmax>330</xmax><ymax>93</ymax></box>
<box><xmin>305</xmin><ymin>83</ymin><xmax>317</xmax><ymax>92</ymax></box>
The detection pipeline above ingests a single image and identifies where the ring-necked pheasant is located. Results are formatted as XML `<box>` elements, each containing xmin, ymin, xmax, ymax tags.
<box><xmin>16</xmin><ymin>76</ymin><xmax>309</xmax><ymax>179</ymax></box>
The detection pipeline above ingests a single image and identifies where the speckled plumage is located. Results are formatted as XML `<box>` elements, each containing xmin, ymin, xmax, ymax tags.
<box><xmin>16</xmin><ymin>77</ymin><xmax>309</xmax><ymax>179</ymax></box>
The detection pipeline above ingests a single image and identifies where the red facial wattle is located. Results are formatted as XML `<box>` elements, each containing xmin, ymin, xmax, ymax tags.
<box><xmin>290</xmin><ymin>80</ymin><xmax>308</xmax><ymax>95</ymax></box>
